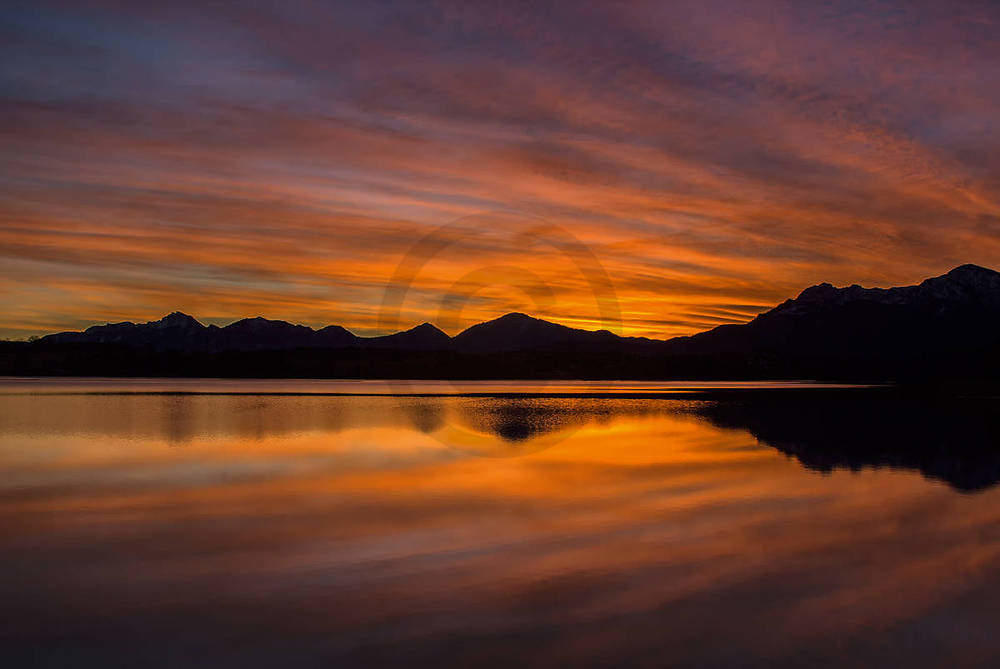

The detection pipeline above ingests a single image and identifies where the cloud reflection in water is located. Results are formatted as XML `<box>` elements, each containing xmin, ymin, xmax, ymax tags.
<box><xmin>1</xmin><ymin>389</ymin><xmax>1000</xmax><ymax>666</ymax></box>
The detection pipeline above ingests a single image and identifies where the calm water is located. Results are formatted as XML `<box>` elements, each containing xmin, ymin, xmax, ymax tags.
<box><xmin>2</xmin><ymin>378</ymin><xmax>1000</xmax><ymax>667</ymax></box>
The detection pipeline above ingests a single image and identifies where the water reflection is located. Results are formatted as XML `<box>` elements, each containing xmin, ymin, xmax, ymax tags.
<box><xmin>4</xmin><ymin>391</ymin><xmax>998</xmax><ymax>490</ymax></box>
<box><xmin>2</xmin><ymin>385</ymin><xmax>1000</xmax><ymax>667</ymax></box>
<box><xmin>696</xmin><ymin>395</ymin><xmax>1000</xmax><ymax>492</ymax></box>
<box><xmin>0</xmin><ymin>392</ymin><xmax>679</xmax><ymax>451</ymax></box>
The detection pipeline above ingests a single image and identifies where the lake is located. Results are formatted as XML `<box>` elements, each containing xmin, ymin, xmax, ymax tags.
<box><xmin>2</xmin><ymin>378</ymin><xmax>999</xmax><ymax>667</ymax></box>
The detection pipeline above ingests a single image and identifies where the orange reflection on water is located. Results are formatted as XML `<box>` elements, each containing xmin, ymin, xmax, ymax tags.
<box><xmin>2</xmin><ymin>390</ymin><xmax>1000</xmax><ymax>666</ymax></box>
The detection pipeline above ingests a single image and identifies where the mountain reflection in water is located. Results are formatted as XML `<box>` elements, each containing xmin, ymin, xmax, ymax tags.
<box><xmin>2</xmin><ymin>389</ymin><xmax>999</xmax><ymax>485</ymax></box>
<box><xmin>2</xmin><ymin>384</ymin><xmax>1000</xmax><ymax>667</ymax></box>
<box><xmin>696</xmin><ymin>395</ymin><xmax>1000</xmax><ymax>492</ymax></box>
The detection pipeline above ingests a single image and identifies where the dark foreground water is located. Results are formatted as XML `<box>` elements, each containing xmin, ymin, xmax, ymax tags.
<box><xmin>2</xmin><ymin>378</ymin><xmax>1000</xmax><ymax>667</ymax></box>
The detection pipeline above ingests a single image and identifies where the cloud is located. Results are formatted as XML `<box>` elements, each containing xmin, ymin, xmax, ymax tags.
<box><xmin>2</xmin><ymin>0</ymin><xmax>1000</xmax><ymax>338</ymax></box>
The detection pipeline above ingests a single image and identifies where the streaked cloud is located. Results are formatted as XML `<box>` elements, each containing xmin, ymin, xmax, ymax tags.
<box><xmin>2</xmin><ymin>0</ymin><xmax>1000</xmax><ymax>338</ymax></box>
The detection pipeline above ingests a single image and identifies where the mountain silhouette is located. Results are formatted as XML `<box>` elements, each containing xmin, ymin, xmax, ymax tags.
<box><xmin>667</xmin><ymin>264</ymin><xmax>1000</xmax><ymax>361</ymax></box>
<box><xmin>218</xmin><ymin>317</ymin><xmax>319</xmax><ymax>351</ymax></box>
<box><xmin>452</xmin><ymin>312</ymin><xmax>631</xmax><ymax>353</ymax></box>
<box><xmin>7</xmin><ymin>264</ymin><xmax>1000</xmax><ymax>380</ymax></box>
<box><xmin>314</xmin><ymin>324</ymin><xmax>358</xmax><ymax>348</ymax></box>
<box><xmin>362</xmin><ymin>323</ymin><xmax>451</xmax><ymax>350</ymax></box>
<box><xmin>43</xmin><ymin>311</ymin><xmax>214</xmax><ymax>351</ymax></box>
<box><xmin>37</xmin><ymin>308</ymin><xmax>641</xmax><ymax>354</ymax></box>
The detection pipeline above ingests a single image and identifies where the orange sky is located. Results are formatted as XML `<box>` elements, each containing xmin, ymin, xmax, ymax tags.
<box><xmin>3</xmin><ymin>1</ymin><xmax>1000</xmax><ymax>339</ymax></box>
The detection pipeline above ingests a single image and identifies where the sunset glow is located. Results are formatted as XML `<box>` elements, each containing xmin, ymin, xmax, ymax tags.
<box><xmin>3</xmin><ymin>1</ymin><xmax>1000</xmax><ymax>339</ymax></box>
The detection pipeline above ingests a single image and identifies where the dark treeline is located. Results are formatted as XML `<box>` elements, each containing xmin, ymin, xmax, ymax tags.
<box><xmin>2</xmin><ymin>339</ymin><xmax>998</xmax><ymax>384</ymax></box>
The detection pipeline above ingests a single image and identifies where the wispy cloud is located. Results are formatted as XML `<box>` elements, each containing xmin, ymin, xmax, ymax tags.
<box><xmin>2</xmin><ymin>0</ymin><xmax>999</xmax><ymax>338</ymax></box>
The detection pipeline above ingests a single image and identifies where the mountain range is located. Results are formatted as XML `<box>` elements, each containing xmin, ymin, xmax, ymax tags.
<box><xmin>38</xmin><ymin>310</ymin><xmax>660</xmax><ymax>354</ymax></box>
<box><xmin>5</xmin><ymin>264</ymin><xmax>1000</xmax><ymax>381</ymax></box>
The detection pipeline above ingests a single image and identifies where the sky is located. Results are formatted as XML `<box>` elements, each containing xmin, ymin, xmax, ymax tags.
<box><xmin>2</xmin><ymin>0</ymin><xmax>1000</xmax><ymax>340</ymax></box>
